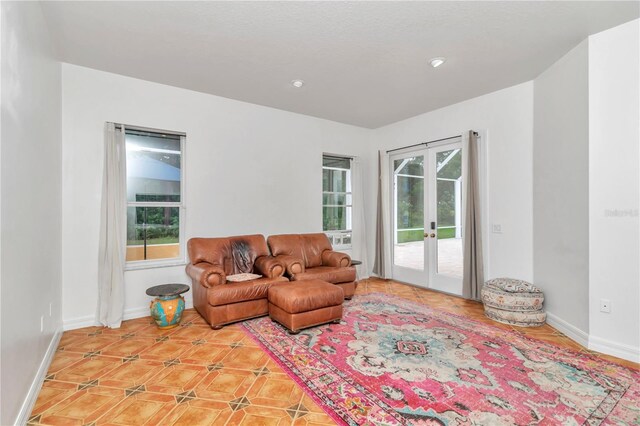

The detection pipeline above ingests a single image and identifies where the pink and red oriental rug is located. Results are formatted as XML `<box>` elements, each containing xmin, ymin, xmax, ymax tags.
<box><xmin>242</xmin><ymin>293</ymin><xmax>640</xmax><ymax>425</ymax></box>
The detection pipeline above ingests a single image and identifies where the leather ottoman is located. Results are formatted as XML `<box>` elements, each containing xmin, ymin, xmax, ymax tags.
<box><xmin>268</xmin><ymin>279</ymin><xmax>344</xmax><ymax>334</ymax></box>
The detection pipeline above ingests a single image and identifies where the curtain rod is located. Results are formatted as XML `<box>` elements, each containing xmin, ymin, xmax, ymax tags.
<box><xmin>112</xmin><ymin>122</ymin><xmax>186</xmax><ymax>137</ymax></box>
<box><xmin>385</xmin><ymin>131</ymin><xmax>478</xmax><ymax>154</ymax></box>
<box><xmin>324</xmin><ymin>153</ymin><xmax>355</xmax><ymax>160</ymax></box>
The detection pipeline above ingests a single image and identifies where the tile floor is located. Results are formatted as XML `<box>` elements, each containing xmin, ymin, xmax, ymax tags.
<box><xmin>29</xmin><ymin>278</ymin><xmax>638</xmax><ymax>425</ymax></box>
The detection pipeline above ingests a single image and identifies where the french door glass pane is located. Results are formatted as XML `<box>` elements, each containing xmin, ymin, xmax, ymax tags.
<box><xmin>435</xmin><ymin>149</ymin><xmax>463</xmax><ymax>277</ymax></box>
<box><xmin>126</xmin><ymin>206</ymin><xmax>180</xmax><ymax>261</ymax></box>
<box><xmin>394</xmin><ymin>156</ymin><xmax>424</xmax><ymax>270</ymax></box>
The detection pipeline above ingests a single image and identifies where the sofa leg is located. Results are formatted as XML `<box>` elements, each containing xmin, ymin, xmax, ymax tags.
<box><xmin>211</xmin><ymin>325</ymin><xmax>224</xmax><ymax>330</ymax></box>
<box><xmin>288</xmin><ymin>329</ymin><xmax>300</xmax><ymax>335</ymax></box>
<box><xmin>332</xmin><ymin>319</ymin><xmax>342</xmax><ymax>324</ymax></box>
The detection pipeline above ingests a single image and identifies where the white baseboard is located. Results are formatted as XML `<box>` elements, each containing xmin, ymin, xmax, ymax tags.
<box><xmin>545</xmin><ymin>311</ymin><xmax>589</xmax><ymax>348</ymax></box>
<box><xmin>63</xmin><ymin>314</ymin><xmax>100</xmax><ymax>330</ymax></box>
<box><xmin>546</xmin><ymin>312</ymin><xmax>639</xmax><ymax>363</ymax></box>
<box><xmin>123</xmin><ymin>306</ymin><xmax>151</xmax><ymax>321</ymax></box>
<box><xmin>63</xmin><ymin>299</ymin><xmax>194</xmax><ymax>331</ymax></box>
<box><xmin>589</xmin><ymin>335</ymin><xmax>640</xmax><ymax>364</ymax></box>
<box><xmin>15</xmin><ymin>328</ymin><xmax>63</xmax><ymax>426</ymax></box>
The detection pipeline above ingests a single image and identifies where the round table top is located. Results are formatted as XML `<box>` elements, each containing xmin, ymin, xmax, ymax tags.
<box><xmin>351</xmin><ymin>260</ymin><xmax>362</xmax><ymax>266</ymax></box>
<box><xmin>146</xmin><ymin>283</ymin><xmax>190</xmax><ymax>297</ymax></box>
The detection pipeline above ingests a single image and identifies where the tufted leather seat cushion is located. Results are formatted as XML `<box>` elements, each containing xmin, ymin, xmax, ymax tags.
<box><xmin>292</xmin><ymin>266</ymin><xmax>356</xmax><ymax>284</ymax></box>
<box><xmin>208</xmin><ymin>277</ymin><xmax>289</xmax><ymax>306</ymax></box>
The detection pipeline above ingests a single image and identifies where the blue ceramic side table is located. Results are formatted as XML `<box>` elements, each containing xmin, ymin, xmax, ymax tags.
<box><xmin>146</xmin><ymin>283</ymin><xmax>190</xmax><ymax>329</ymax></box>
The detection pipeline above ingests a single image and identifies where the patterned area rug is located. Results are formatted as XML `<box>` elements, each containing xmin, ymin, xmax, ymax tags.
<box><xmin>242</xmin><ymin>293</ymin><xmax>640</xmax><ymax>425</ymax></box>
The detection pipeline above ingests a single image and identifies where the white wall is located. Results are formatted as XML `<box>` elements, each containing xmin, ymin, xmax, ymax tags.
<box><xmin>588</xmin><ymin>19</ymin><xmax>640</xmax><ymax>362</ymax></box>
<box><xmin>533</xmin><ymin>40</ymin><xmax>590</xmax><ymax>340</ymax></box>
<box><xmin>371</xmin><ymin>82</ymin><xmax>535</xmax><ymax>283</ymax></box>
<box><xmin>61</xmin><ymin>64</ymin><xmax>372</xmax><ymax>329</ymax></box>
<box><xmin>1</xmin><ymin>2</ymin><xmax>63</xmax><ymax>424</ymax></box>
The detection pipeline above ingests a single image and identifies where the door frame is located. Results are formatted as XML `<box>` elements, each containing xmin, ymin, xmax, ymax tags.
<box><xmin>387</xmin><ymin>132</ymin><xmax>488</xmax><ymax>294</ymax></box>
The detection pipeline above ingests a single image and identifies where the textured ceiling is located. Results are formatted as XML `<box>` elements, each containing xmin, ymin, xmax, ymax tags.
<box><xmin>41</xmin><ymin>1</ymin><xmax>639</xmax><ymax>128</ymax></box>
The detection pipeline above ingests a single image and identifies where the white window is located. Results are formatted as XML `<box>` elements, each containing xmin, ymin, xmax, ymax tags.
<box><xmin>322</xmin><ymin>155</ymin><xmax>352</xmax><ymax>249</ymax></box>
<box><xmin>125</xmin><ymin>126</ymin><xmax>185</xmax><ymax>268</ymax></box>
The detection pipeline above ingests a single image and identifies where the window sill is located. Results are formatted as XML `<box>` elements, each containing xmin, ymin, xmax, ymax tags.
<box><xmin>125</xmin><ymin>259</ymin><xmax>188</xmax><ymax>271</ymax></box>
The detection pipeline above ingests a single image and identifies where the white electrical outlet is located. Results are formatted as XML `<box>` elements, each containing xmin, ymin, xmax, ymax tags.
<box><xmin>600</xmin><ymin>299</ymin><xmax>611</xmax><ymax>313</ymax></box>
<box><xmin>40</xmin><ymin>316</ymin><xmax>44</xmax><ymax>332</ymax></box>
<box><xmin>492</xmin><ymin>224</ymin><xmax>502</xmax><ymax>234</ymax></box>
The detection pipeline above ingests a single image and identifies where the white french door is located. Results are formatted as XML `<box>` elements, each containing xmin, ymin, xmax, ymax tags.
<box><xmin>390</xmin><ymin>140</ymin><xmax>465</xmax><ymax>295</ymax></box>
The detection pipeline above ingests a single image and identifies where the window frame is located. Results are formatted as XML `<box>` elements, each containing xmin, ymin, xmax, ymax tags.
<box><xmin>322</xmin><ymin>154</ymin><xmax>353</xmax><ymax>250</ymax></box>
<box><xmin>124</xmin><ymin>125</ymin><xmax>187</xmax><ymax>270</ymax></box>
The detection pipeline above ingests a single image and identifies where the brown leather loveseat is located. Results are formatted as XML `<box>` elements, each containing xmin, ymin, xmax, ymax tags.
<box><xmin>186</xmin><ymin>234</ymin><xmax>288</xmax><ymax>329</ymax></box>
<box><xmin>267</xmin><ymin>233</ymin><xmax>357</xmax><ymax>298</ymax></box>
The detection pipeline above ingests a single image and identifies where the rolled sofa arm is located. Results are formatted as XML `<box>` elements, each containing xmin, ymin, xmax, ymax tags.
<box><xmin>186</xmin><ymin>262</ymin><xmax>226</xmax><ymax>288</ymax></box>
<box><xmin>274</xmin><ymin>254</ymin><xmax>305</xmax><ymax>276</ymax></box>
<box><xmin>321</xmin><ymin>250</ymin><xmax>351</xmax><ymax>267</ymax></box>
<box><xmin>254</xmin><ymin>256</ymin><xmax>285</xmax><ymax>278</ymax></box>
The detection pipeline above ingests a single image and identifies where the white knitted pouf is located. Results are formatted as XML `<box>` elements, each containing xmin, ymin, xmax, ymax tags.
<box><xmin>481</xmin><ymin>278</ymin><xmax>546</xmax><ymax>327</ymax></box>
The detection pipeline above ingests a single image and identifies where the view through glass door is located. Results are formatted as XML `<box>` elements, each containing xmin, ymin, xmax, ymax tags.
<box><xmin>427</xmin><ymin>142</ymin><xmax>464</xmax><ymax>294</ymax></box>
<box><xmin>391</xmin><ymin>152</ymin><xmax>426</xmax><ymax>285</ymax></box>
<box><xmin>391</xmin><ymin>141</ymin><xmax>464</xmax><ymax>294</ymax></box>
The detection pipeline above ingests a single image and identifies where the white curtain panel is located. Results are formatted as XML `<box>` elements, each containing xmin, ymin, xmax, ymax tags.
<box><xmin>380</xmin><ymin>151</ymin><xmax>392</xmax><ymax>278</ymax></box>
<box><xmin>351</xmin><ymin>157</ymin><xmax>369</xmax><ymax>278</ymax></box>
<box><xmin>462</xmin><ymin>130</ymin><xmax>485</xmax><ymax>300</ymax></box>
<box><xmin>373</xmin><ymin>150</ymin><xmax>392</xmax><ymax>278</ymax></box>
<box><xmin>98</xmin><ymin>123</ymin><xmax>127</xmax><ymax>328</ymax></box>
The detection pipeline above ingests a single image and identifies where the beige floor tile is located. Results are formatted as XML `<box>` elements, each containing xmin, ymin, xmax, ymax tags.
<box><xmin>31</xmin><ymin>278</ymin><xmax>638</xmax><ymax>426</ymax></box>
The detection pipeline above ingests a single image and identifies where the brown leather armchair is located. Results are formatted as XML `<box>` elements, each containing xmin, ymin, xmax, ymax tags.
<box><xmin>267</xmin><ymin>233</ymin><xmax>357</xmax><ymax>298</ymax></box>
<box><xmin>186</xmin><ymin>234</ymin><xmax>288</xmax><ymax>329</ymax></box>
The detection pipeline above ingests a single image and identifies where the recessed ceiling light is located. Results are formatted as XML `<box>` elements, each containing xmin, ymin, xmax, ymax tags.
<box><xmin>429</xmin><ymin>57</ymin><xmax>446</xmax><ymax>68</ymax></box>
<box><xmin>291</xmin><ymin>79</ymin><xmax>305</xmax><ymax>88</ymax></box>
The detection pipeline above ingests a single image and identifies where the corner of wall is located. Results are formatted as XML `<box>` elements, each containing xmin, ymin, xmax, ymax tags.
<box><xmin>532</xmin><ymin>35</ymin><xmax>590</xmax><ymax>341</ymax></box>
<box><xmin>14</xmin><ymin>329</ymin><xmax>63</xmax><ymax>425</ymax></box>
<box><xmin>1</xmin><ymin>2</ymin><xmax>64</xmax><ymax>423</ymax></box>
<box><xmin>587</xmin><ymin>18</ymin><xmax>640</xmax><ymax>363</ymax></box>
